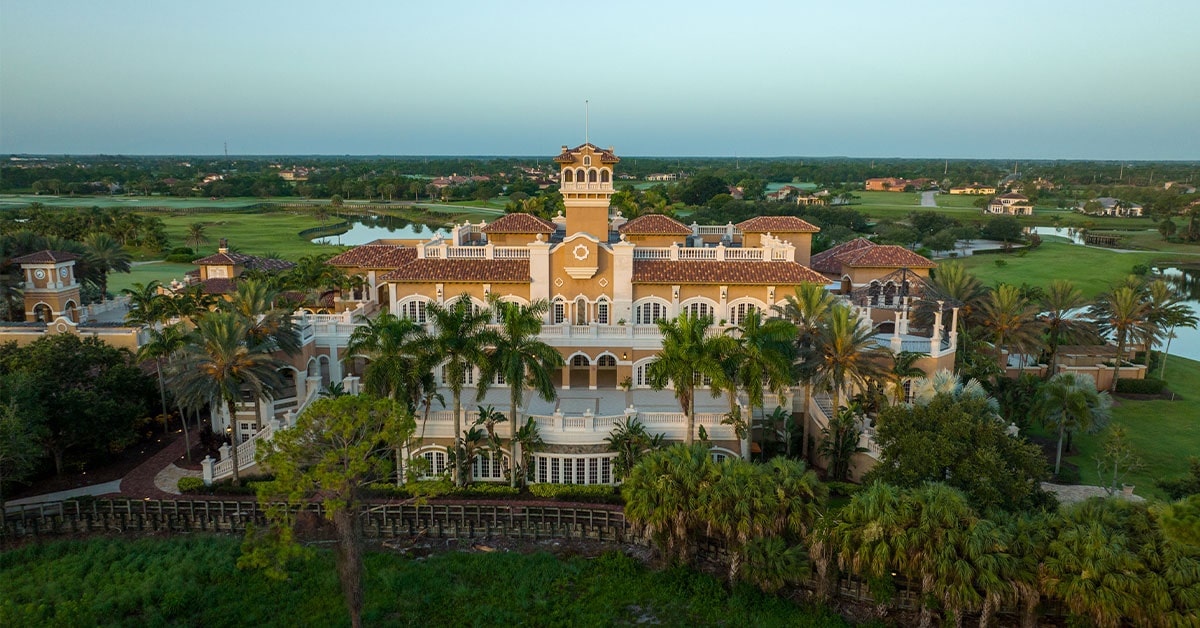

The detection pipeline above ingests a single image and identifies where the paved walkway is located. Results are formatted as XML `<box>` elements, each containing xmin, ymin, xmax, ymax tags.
<box><xmin>920</xmin><ymin>190</ymin><xmax>937</xmax><ymax>207</ymax></box>
<box><xmin>154</xmin><ymin>463</ymin><xmax>201</xmax><ymax>495</ymax></box>
<box><xmin>1041</xmin><ymin>482</ymin><xmax>1146</xmax><ymax>505</ymax></box>
<box><xmin>6</xmin><ymin>480</ymin><xmax>122</xmax><ymax>507</ymax></box>
<box><xmin>117</xmin><ymin>434</ymin><xmax>194</xmax><ymax>499</ymax></box>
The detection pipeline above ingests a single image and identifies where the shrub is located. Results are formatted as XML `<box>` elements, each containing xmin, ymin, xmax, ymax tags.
<box><xmin>1055</xmin><ymin>466</ymin><xmax>1081</xmax><ymax>485</ymax></box>
<box><xmin>164</xmin><ymin>253</ymin><xmax>197</xmax><ymax>263</ymax></box>
<box><xmin>1115</xmin><ymin>378</ymin><xmax>1166</xmax><ymax>395</ymax></box>
<box><xmin>177</xmin><ymin>477</ymin><xmax>205</xmax><ymax>494</ymax></box>
<box><xmin>528</xmin><ymin>484</ymin><xmax>624</xmax><ymax>504</ymax></box>
<box><xmin>362</xmin><ymin>480</ymin><xmax>519</xmax><ymax>500</ymax></box>
<box><xmin>824</xmin><ymin>481</ymin><xmax>861</xmax><ymax>498</ymax></box>
<box><xmin>168</xmin><ymin>247</ymin><xmax>194</xmax><ymax>256</ymax></box>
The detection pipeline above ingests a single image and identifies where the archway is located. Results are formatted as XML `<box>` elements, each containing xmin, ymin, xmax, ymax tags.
<box><xmin>596</xmin><ymin>354</ymin><xmax>617</xmax><ymax>388</ymax></box>
<box><xmin>569</xmin><ymin>353</ymin><xmax>590</xmax><ymax>389</ymax></box>
<box><xmin>32</xmin><ymin>302</ymin><xmax>51</xmax><ymax>323</ymax></box>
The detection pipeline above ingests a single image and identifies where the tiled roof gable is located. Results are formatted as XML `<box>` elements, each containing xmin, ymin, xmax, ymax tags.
<box><xmin>618</xmin><ymin>214</ymin><xmax>691</xmax><ymax>235</ymax></box>
<box><xmin>326</xmin><ymin>245</ymin><xmax>418</xmax><ymax>269</ymax></box>
<box><xmin>381</xmin><ymin>259</ymin><xmax>530</xmax><ymax>283</ymax></box>
<box><xmin>809</xmin><ymin>238</ymin><xmax>875</xmax><ymax>274</ymax></box>
<box><xmin>632</xmin><ymin>260</ymin><xmax>828</xmax><ymax>285</ymax></box>
<box><xmin>735</xmin><ymin>216</ymin><xmax>820</xmax><ymax>233</ymax></box>
<box><xmin>481</xmin><ymin>213</ymin><xmax>556</xmax><ymax>234</ymax></box>
<box><xmin>10</xmin><ymin>250</ymin><xmax>81</xmax><ymax>264</ymax></box>
<box><xmin>842</xmin><ymin>245</ymin><xmax>935</xmax><ymax>268</ymax></box>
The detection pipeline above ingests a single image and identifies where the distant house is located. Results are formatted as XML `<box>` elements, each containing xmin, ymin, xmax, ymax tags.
<box><xmin>278</xmin><ymin>168</ymin><xmax>309</xmax><ymax>181</ymax></box>
<box><xmin>727</xmin><ymin>186</ymin><xmax>744</xmax><ymax>200</ymax></box>
<box><xmin>430</xmin><ymin>174</ymin><xmax>478</xmax><ymax>188</ymax></box>
<box><xmin>949</xmin><ymin>183</ymin><xmax>997</xmax><ymax>195</ymax></box>
<box><xmin>765</xmin><ymin>185</ymin><xmax>827</xmax><ymax>205</ymax></box>
<box><xmin>865</xmin><ymin>177</ymin><xmax>909</xmax><ymax>192</ymax></box>
<box><xmin>1164</xmin><ymin>181</ymin><xmax>1197</xmax><ymax>194</ymax></box>
<box><xmin>645</xmin><ymin>173</ymin><xmax>678</xmax><ymax>182</ymax></box>
<box><xmin>985</xmin><ymin>193</ymin><xmax>1034</xmax><ymax>216</ymax></box>
<box><xmin>1079</xmin><ymin>197</ymin><xmax>1143</xmax><ymax>217</ymax></box>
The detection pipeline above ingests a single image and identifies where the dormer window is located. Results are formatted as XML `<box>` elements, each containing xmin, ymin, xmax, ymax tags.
<box><xmin>583</xmin><ymin>156</ymin><xmax>592</xmax><ymax>166</ymax></box>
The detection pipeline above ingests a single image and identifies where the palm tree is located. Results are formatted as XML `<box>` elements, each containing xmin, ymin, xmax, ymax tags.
<box><xmin>811</xmin><ymin>303</ymin><xmax>886</xmax><ymax>414</ymax></box>
<box><xmin>1039</xmin><ymin>280</ymin><xmax>1097</xmax><ymax>378</ymax></box>
<box><xmin>344</xmin><ymin>313</ymin><xmax>430</xmax><ymax>406</ymax></box>
<box><xmin>138</xmin><ymin>324</ymin><xmax>193</xmax><ymax>458</ymax></box>
<box><xmin>623</xmin><ymin>443</ymin><xmax>719</xmax><ymax>565</ymax></box>
<box><xmin>168</xmin><ymin>312</ymin><xmax>286</xmax><ymax>486</ymax></box>
<box><xmin>605</xmin><ymin>417</ymin><xmax>665</xmax><ymax>481</ymax></box>
<box><xmin>920</xmin><ymin>261</ymin><xmax>988</xmax><ymax>330</ymax></box>
<box><xmin>885</xmin><ymin>350</ymin><xmax>927</xmax><ymax>404</ymax></box>
<box><xmin>725</xmin><ymin>310</ymin><xmax>796</xmax><ymax>459</ymax></box>
<box><xmin>979</xmin><ymin>284</ymin><xmax>1041</xmax><ymax>371</ymax></box>
<box><xmin>185</xmin><ymin>223</ymin><xmax>209</xmax><ymax>250</ymax></box>
<box><xmin>1089</xmin><ymin>284</ymin><xmax>1151</xmax><ymax>392</ymax></box>
<box><xmin>902</xmin><ymin>483</ymin><xmax>979</xmax><ymax>628</ymax></box>
<box><xmin>1144</xmin><ymin>279</ymin><xmax>1198</xmax><ymax>379</ymax></box>
<box><xmin>165</xmin><ymin>284</ymin><xmax>218</xmax><ymax>323</ymax></box>
<box><xmin>1036</xmin><ymin>372</ymin><xmax>1112</xmax><ymax>476</ymax></box>
<box><xmin>1043</xmin><ymin>520</ymin><xmax>1141</xmax><ymax>628</ymax></box>
<box><xmin>647</xmin><ymin>312</ymin><xmax>733</xmax><ymax>446</ymax></box>
<box><xmin>121</xmin><ymin>280</ymin><xmax>166</xmax><ymax>327</ymax></box>
<box><xmin>776</xmin><ymin>283</ymin><xmax>835</xmax><ymax>459</ymax></box>
<box><xmin>479</xmin><ymin>298</ymin><xmax>562</xmax><ymax>487</ymax></box>
<box><xmin>426</xmin><ymin>295</ymin><xmax>497</xmax><ymax>486</ymax></box>
<box><xmin>83</xmin><ymin>232</ymin><xmax>131</xmax><ymax>299</ymax></box>
<box><xmin>224</xmin><ymin>278</ymin><xmax>302</xmax><ymax>356</ymax></box>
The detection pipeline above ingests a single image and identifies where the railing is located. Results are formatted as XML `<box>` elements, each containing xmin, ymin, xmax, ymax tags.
<box><xmin>678</xmin><ymin>248</ymin><xmax>717</xmax><ymax>260</ymax></box>
<box><xmin>725</xmin><ymin>248</ymin><xmax>764</xmax><ymax>260</ymax></box>
<box><xmin>560</xmin><ymin>182</ymin><xmax>614</xmax><ymax>192</ymax></box>
<box><xmin>209</xmin><ymin>421</ymin><xmax>274</xmax><ymax>481</ymax></box>
<box><xmin>631</xmin><ymin>248</ymin><xmax>671</xmax><ymax>260</ymax></box>
<box><xmin>631</xmin><ymin>244</ymin><xmax>783</xmax><ymax>262</ymax></box>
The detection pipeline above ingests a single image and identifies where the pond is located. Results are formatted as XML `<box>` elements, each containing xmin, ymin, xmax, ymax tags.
<box><xmin>1028</xmin><ymin>226</ymin><xmax>1087</xmax><ymax>245</ymax></box>
<box><xmin>311</xmin><ymin>215</ymin><xmax>450</xmax><ymax>246</ymax></box>
<box><xmin>1154</xmin><ymin>267</ymin><xmax>1200</xmax><ymax>365</ymax></box>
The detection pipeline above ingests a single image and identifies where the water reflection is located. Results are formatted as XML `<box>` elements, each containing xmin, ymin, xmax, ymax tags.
<box><xmin>1154</xmin><ymin>267</ymin><xmax>1200</xmax><ymax>363</ymax></box>
<box><xmin>312</xmin><ymin>215</ymin><xmax>450</xmax><ymax>246</ymax></box>
<box><xmin>1028</xmin><ymin>226</ymin><xmax>1087</xmax><ymax>245</ymax></box>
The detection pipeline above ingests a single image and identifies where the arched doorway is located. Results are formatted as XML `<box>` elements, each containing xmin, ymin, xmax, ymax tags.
<box><xmin>569</xmin><ymin>353</ymin><xmax>590</xmax><ymax>389</ymax></box>
<box><xmin>596</xmin><ymin>354</ymin><xmax>617</xmax><ymax>388</ymax></box>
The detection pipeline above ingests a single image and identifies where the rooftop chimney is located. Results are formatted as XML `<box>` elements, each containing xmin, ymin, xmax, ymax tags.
<box><xmin>218</xmin><ymin>238</ymin><xmax>228</xmax><ymax>253</ymax></box>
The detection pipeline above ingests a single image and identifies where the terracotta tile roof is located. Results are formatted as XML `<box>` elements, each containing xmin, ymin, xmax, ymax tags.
<box><xmin>380</xmin><ymin>259</ymin><xmax>530</xmax><ymax>283</ymax></box>
<box><xmin>10</xmin><ymin>250</ymin><xmax>81</xmax><ymax>264</ymax></box>
<box><xmin>191</xmin><ymin>251</ymin><xmax>295</xmax><ymax>272</ymax></box>
<box><xmin>736</xmin><ymin>216</ymin><xmax>820</xmax><ymax>233</ymax></box>
<box><xmin>553</xmin><ymin>143</ymin><xmax>620</xmax><ymax>164</ymax></box>
<box><xmin>200</xmin><ymin>278</ymin><xmax>236</xmax><ymax>294</ymax></box>
<box><xmin>633</xmin><ymin>260</ymin><xmax>828</xmax><ymax>285</ymax></box>
<box><xmin>841</xmin><ymin>245</ymin><xmax>935</xmax><ymax>268</ymax></box>
<box><xmin>481</xmin><ymin>213</ymin><xmax>556</xmax><ymax>234</ymax></box>
<box><xmin>618</xmin><ymin>214</ymin><xmax>691</xmax><ymax>235</ymax></box>
<box><xmin>325</xmin><ymin>245</ymin><xmax>417</xmax><ymax>269</ymax></box>
<box><xmin>184</xmin><ymin>269</ymin><xmax>200</xmax><ymax>278</ymax></box>
<box><xmin>997</xmin><ymin>193</ymin><xmax>1029</xmax><ymax>200</ymax></box>
<box><xmin>809</xmin><ymin>238</ymin><xmax>875</xmax><ymax>273</ymax></box>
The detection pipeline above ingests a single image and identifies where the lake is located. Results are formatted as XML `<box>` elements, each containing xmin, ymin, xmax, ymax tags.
<box><xmin>311</xmin><ymin>215</ymin><xmax>450</xmax><ymax>246</ymax></box>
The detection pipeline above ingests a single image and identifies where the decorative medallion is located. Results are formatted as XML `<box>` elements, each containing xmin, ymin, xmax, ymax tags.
<box><xmin>572</xmin><ymin>243</ymin><xmax>590</xmax><ymax>261</ymax></box>
<box><xmin>60</xmin><ymin>267</ymin><xmax>69</xmax><ymax>278</ymax></box>
<box><xmin>598</xmin><ymin>278</ymin><xmax>609</xmax><ymax>288</ymax></box>
<box><xmin>554</xmin><ymin>277</ymin><xmax>564</xmax><ymax>288</ymax></box>
<box><xmin>34</xmin><ymin>269</ymin><xmax>46</xmax><ymax>280</ymax></box>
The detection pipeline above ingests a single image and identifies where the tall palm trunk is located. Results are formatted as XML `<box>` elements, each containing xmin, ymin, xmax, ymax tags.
<box><xmin>176</xmin><ymin>402</ymin><xmax>192</xmax><ymax>463</ymax></box>
<box><xmin>154</xmin><ymin>360</ymin><xmax>169</xmax><ymax>435</ymax></box>
<box><xmin>226</xmin><ymin>399</ymin><xmax>241</xmax><ymax>487</ymax></box>
<box><xmin>509</xmin><ymin>389</ymin><xmax>520</xmax><ymax>488</ymax></box>
<box><xmin>798</xmin><ymin>381</ymin><xmax>814</xmax><ymax>460</ymax></box>
<box><xmin>452</xmin><ymin>391</ymin><xmax>463</xmax><ymax>487</ymax></box>
<box><xmin>686</xmin><ymin>381</ymin><xmax>695</xmax><ymax>445</ymax></box>
<box><xmin>1054</xmin><ymin>422</ymin><xmax>1066</xmax><ymax>476</ymax></box>
<box><xmin>1110</xmin><ymin>334</ymin><xmax>1125</xmax><ymax>392</ymax></box>
<box><xmin>1159</xmin><ymin>326</ymin><xmax>1176</xmax><ymax>379</ymax></box>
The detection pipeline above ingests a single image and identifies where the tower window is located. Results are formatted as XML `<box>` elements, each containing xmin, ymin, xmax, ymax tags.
<box><xmin>564</xmin><ymin>169</ymin><xmax>574</xmax><ymax>183</ymax></box>
<box><xmin>583</xmin><ymin>156</ymin><xmax>591</xmax><ymax>166</ymax></box>
<box><xmin>588</xmin><ymin>169</ymin><xmax>598</xmax><ymax>183</ymax></box>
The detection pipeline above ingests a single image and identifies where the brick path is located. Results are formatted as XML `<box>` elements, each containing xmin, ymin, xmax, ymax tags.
<box><xmin>119</xmin><ymin>434</ymin><xmax>193</xmax><ymax>499</ymax></box>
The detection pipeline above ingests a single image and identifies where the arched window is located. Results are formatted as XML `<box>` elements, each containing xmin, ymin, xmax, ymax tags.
<box><xmin>418</xmin><ymin>449</ymin><xmax>447</xmax><ymax>478</ymax></box>
<box><xmin>588</xmin><ymin>169</ymin><xmax>598</xmax><ymax>183</ymax></box>
<box><xmin>564</xmin><ymin>169</ymin><xmax>574</xmax><ymax>183</ymax></box>
<box><xmin>600</xmin><ymin>169</ymin><xmax>610</xmax><ymax>183</ymax></box>
<box><xmin>883</xmin><ymin>281</ymin><xmax>898</xmax><ymax>306</ymax></box>
<box><xmin>595</xmin><ymin>299</ymin><xmax>609</xmax><ymax>325</ymax></box>
<box><xmin>633</xmin><ymin>360</ymin><xmax>653</xmax><ymax>387</ymax></box>
<box><xmin>574</xmin><ymin>297</ymin><xmax>588</xmax><ymax>325</ymax></box>
<box><xmin>729</xmin><ymin>302</ymin><xmax>759</xmax><ymax>326</ymax></box>
<box><xmin>576</xmin><ymin>168</ymin><xmax>585</xmax><ymax>182</ymax></box>
<box><xmin>597</xmin><ymin>355</ymin><xmax>616</xmax><ymax>367</ymax></box>
<box><xmin>635</xmin><ymin>301</ymin><xmax>668</xmax><ymax>325</ymax></box>
<box><xmin>583</xmin><ymin>155</ymin><xmax>592</xmax><ymax>166</ymax></box>
<box><xmin>400</xmin><ymin>299</ymin><xmax>428</xmax><ymax>323</ymax></box>
<box><xmin>472</xmin><ymin>450</ymin><xmax>507</xmax><ymax>481</ymax></box>
<box><xmin>681</xmin><ymin>301</ymin><xmax>713</xmax><ymax>319</ymax></box>
<box><xmin>571</xmin><ymin>354</ymin><xmax>590</xmax><ymax>367</ymax></box>
<box><xmin>552</xmin><ymin>298</ymin><xmax>566</xmax><ymax>325</ymax></box>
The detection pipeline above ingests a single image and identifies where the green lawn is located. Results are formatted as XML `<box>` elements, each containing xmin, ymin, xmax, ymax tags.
<box><xmin>152</xmin><ymin>211</ymin><xmax>338</xmax><ymax>260</ymax></box>
<box><xmin>956</xmin><ymin>242</ymin><xmax>1185</xmax><ymax>297</ymax></box>
<box><xmin>1067</xmin><ymin>357</ymin><xmax>1200</xmax><ymax>500</ymax></box>
<box><xmin>108</xmin><ymin>262</ymin><xmax>199</xmax><ymax>295</ymax></box>
<box><xmin>0</xmin><ymin>536</ymin><xmax>850</xmax><ymax>627</ymax></box>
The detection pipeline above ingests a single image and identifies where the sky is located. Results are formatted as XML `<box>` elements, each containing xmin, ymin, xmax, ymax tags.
<box><xmin>2</xmin><ymin>0</ymin><xmax>1198</xmax><ymax>159</ymax></box>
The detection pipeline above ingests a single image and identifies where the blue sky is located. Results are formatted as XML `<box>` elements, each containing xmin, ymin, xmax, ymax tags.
<box><xmin>2</xmin><ymin>0</ymin><xmax>1197</xmax><ymax>159</ymax></box>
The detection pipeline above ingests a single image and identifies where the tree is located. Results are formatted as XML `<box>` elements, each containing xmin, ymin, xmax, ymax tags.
<box><xmin>724</xmin><ymin>309</ymin><xmax>795</xmax><ymax>458</ymax></box>
<box><xmin>776</xmin><ymin>283</ymin><xmax>835</xmax><ymax>458</ymax></box>
<box><xmin>811</xmin><ymin>303</ymin><xmax>886</xmax><ymax>413</ymax></box>
<box><xmin>137</xmin><ymin>324</ymin><xmax>191</xmax><ymax>444</ymax></box>
<box><xmin>83</xmin><ymin>232</ymin><xmax>132</xmax><ymax>299</ymax></box>
<box><xmin>679</xmin><ymin>174</ymin><xmax>728</xmax><ymax>206</ymax></box>
<box><xmin>867</xmin><ymin>392</ymin><xmax>1051</xmax><ymax>512</ymax></box>
<box><xmin>1159</xmin><ymin>218</ymin><xmax>1177</xmax><ymax>240</ymax></box>
<box><xmin>121</xmin><ymin>280</ymin><xmax>167</xmax><ymax>327</ymax></box>
<box><xmin>884</xmin><ymin>350</ymin><xmax>926</xmax><ymax>405</ymax></box>
<box><xmin>1094</xmin><ymin>425</ymin><xmax>1143</xmax><ymax>495</ymax></box>
<box><xmin>818</xmin><ymin>407</ymin><xmax>866</xmax><ymax>482</ymax></box>
<box><xmin>623</xmin><ymin>443</ymin><xmax>718</xmax><ymax>565</ymax></box>
<box><xmin>647</xmin><ymin>312</ymin><xmax>733</xmax><ymax>446</ymax></box>
<box><xmin>1157</xmin><ymin>495</ymin><xmax>1200</xmax><ymax>547</ymax></box>
<box><xmin>981</xmin><ymin>216</ymin><xmax>1023</xmax><ymax>243</ymax></box>
<box><xmin>185</xmin><ymin>223</ymin><xmax>210</xmax><ymax>250</ymax></box>
<box><xmin>1039</xmin><ymin>280</ymin><xmax>1097</xmax><ymax>378</ymax></box>
<box><xmin>979</xmin><ymin>283</ymin><xmax>1041</xmax><ymax>370</ymax></box>
<box><xmin>605</xmin><ymin>417</ymin><xmax>665</xmax><ymax>481</ymax></box>
<box><xmin>344</xmin><ymin>313</ymin><xmax>430</xmax><ymax>406</ymax></box>
<box><xmin>224</xmin><ymin>278</ymin><xmax>302</xmax><ymax>357</ymax></box>
<box><xmin>244</xmin><ymin>395</ymin><xmax>415</xmax><ymax>628</ymax></box>
<box><xmin>1089</xmin><ymin>284</ymin><xmax>1151</xmax><ymax>391</ymax></box>
<box><xmin>0</xmin><ymin>401</ymin><xmax>39</xmax><ymax>513</ymax></box>
<box><xmin>1036</xmin><ymin>372</ymin><xmax>1112</xmax><ymax>476</ymax></box>
<box><xmin>479</xmin><ymin>298</ymin><xmax>562</xmax><ymax>487</ymax></box>
<box><xmin>169</xmin><ymin>312</ymin><xmax>286</xmax><ymax>486</ymax></box>
<box><xmin>1144</xmin><ymin>279</ymin><xmax>1198</xmax><ymax>379</ymax></box>
<box><xmin>921</xmin><ymin>261</ymin><xmax>988</xmax><ymax>331</ymax></box>
<box><xmin>330</xmin><ymin>194</ymin><xmax>344</xmax><ymax>209</ymax></box>
<box><xmin>425</xmin><ymin>295</ymin><xmax>497</xmax><ymax>486</ymax></box>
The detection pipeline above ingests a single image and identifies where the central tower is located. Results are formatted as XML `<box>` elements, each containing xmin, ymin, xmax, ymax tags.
<box><xmin>554</xmin><ymin>143</ymin><xmax>619</xmax><ymax>239</ymax></box>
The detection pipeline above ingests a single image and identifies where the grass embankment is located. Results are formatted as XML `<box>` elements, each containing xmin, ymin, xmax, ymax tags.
<box><xmin>956</xmin><ymin>242</ymin><xmax>1174</xmax><ymax>297</ymax></box>
<box><xmin>0</xmin><ymin>537</ymin><xmax>849</xmax><ymax>627</ymax></box>
<box><xmin>1071</xmin><ymin>357</ymin><xmax>1200</xmax><ymax>500</ymax></box>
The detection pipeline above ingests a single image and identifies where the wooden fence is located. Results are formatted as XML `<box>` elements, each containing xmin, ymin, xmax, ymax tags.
<box><xmin>2</xmin><ymin>499</ymin><xmax>628</xmax><ymax>543</ymax></box>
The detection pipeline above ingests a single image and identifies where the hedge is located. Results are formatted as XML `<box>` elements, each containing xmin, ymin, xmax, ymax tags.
<box><xmin>528</xmin><ymin>484</ymin><xmax>624</xmax><ymax>504</ymax></box>
<box><xmin>1115</xmin><ymin>378</ymin><xmax>1166</xmax><ymax>395</ymax></box>
<box><xmin>177</xmin><ymin>477</ymin><xmax>205</xmax><ymax>494</ymax></box>
<box><xmin>364</xmin><ymin>481</ymin><xmax>520</xmax><ymax>500</ymax></box>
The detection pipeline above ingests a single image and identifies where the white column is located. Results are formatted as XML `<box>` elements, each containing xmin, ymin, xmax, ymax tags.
<box><xmin>611</xmin><ymin>238</ymin><xmax>635</xmax><ymax>324</ymax></box>
<box><xmin>528</xmin><ymin>238</ymin><xmax>552</xmax><ymax>319</ymax></box>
